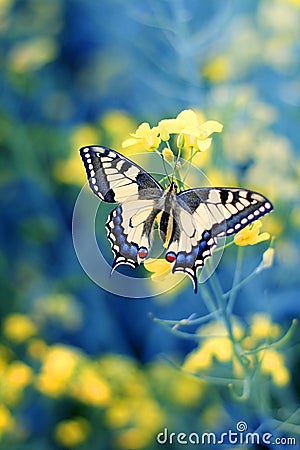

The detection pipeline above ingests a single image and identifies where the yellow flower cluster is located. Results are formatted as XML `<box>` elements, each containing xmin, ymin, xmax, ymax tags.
<box><xmin>2</xmin><ymin>314</ymin><xmax>37</xmax><ymax>343</ymax></box>
<box><xmin>184</xmin><ymin>319</ymin><xmax>244</xmax><ymax>373</ymax></box>
<box><xmin>101</xmin><ymin>355</ymin><xmax>164</xmax><ymax>449</ymax></box>
<box><xmin>184</xmin><ymin>314</ymin><xmax>290</xmax><ymax>388</ymax></box>
<box><xmin>122</xmin><ymin>109</ymin><xmax>223</xmax><ymax>153</ymax></box>
<box><xmin>0</xmin><ymin>355</ymin><xmax>33</xmax><ymax>411</ymax></box>
<box><xmin>36</xmin><ymin>345</ymin><xmax>111</xmax><ymax>406</ymax></box>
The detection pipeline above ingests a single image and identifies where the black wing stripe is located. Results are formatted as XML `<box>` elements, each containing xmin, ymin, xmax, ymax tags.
<box><xmin>80</xmin><ymin>146</ymin><xmax>163</xmax><ymax>202</ymax></box>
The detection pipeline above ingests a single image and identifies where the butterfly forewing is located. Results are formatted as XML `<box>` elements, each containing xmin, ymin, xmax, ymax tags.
<box><xmin>80</xmin><ymin>146</ymin><xmax>163</xmax><ymax>202</ymax></box>
<box><xmin>80</xmin><ymin>146</ymin><xmax>163</xmax><ymax>270</ymax></box>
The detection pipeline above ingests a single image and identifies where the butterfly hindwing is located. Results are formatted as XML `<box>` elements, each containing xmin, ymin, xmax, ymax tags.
<box><xmin>165</xmin><ymin>188</ymin><xmax>273</xmax><ymax>292</ymax></box>
<box><xmin>80</xmin><ymin>146</ymin><xmax>163</xmax><ymax>202</ymax></box>
<box><xmin>106</xmin><ymin>200</ymin><xmax>160</xmax><ymax>270</ymax></box>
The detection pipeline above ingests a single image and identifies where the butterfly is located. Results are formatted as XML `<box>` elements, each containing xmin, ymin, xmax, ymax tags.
<box><xmin>80</xmin><ymin>146</ymin><xmax>273</xmax><ymax>293</ymax></box>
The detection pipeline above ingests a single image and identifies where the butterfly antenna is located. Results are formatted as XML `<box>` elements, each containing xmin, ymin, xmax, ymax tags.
<box><xmin>161</xmin><ymin>153</ymin><xmax>171</xmax><ymax>185</ymax></box>
<box><xmin>170</xmin><ymin>146</ymin><xmax>182</xmax><ymax>186</ymax></box>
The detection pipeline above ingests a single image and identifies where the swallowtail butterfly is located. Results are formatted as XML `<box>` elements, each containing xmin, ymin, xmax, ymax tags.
<box><xmin>80</xmin><ymin>146</ymin><xmax>273</xmax><ymax>293</ymax></box>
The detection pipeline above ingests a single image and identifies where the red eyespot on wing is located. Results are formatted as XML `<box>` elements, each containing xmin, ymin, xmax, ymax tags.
<box><xmin>138</xmin><ymin>247</ymin><xmax>148</xmax><ymax>259</ymax></box>
<box><xmin>166</xmin><ymin>252</ymin><xmax>177</xmax><ymax>263</ymax></box>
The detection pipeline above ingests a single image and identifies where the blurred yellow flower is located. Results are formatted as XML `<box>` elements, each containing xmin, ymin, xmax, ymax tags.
<box><xmin>159</xmin><ymin>109</ymin><xmax>223</xmax><ymax>152</ymax></box>
<box><xmin>249</xmin><ymin>313</ymin><xmax>280</xmax><ymax>341</ymax></box>
<box><xmin>101</xmin><ymin>110</ymin><xmax>137</xmax><ymax>152</ymax></box>
<box><xmin>106</xmin><ymin>400</ymin><xmax>132</xmax><ymax>428</ymax></box>
<box><xmin>54</xmin><ymin>417</ymin><xmax>90</xmax><ymax>448</ymax></box>
<box><xmin>122</xmin><ymin>122</ymin><xmax>161</xmax><ymax>151</ymax></box>
<box><xmin>36</xmin><ymin>345</ymin><xmax>80</xmax><ymax>397</ymax></box>
<box><xmin>184</xmin><ymin>337</ymin><xmax>234</xmax><ymax>372</ymax></box>
<box><xmin>0</xmin><ymin>404</ymin><xmax>14</xmax><ymax>438</ymax></box>
<box><xmin>234</xmin><ymin>220</ymin><xmax>270</xmax><ymax>246</ymax></box>
<box><xmin>5</xmin><ymin>361</ymin><xmax>32</xmax><ymax>389</ymax></box>
<box><xmin>184</xmin><ymin>319</ymin><xmax>245</xmax><ymax>374</ymax></box>
<box><xmin>3</xmin><ymin>314</ymin><xmax>37</xmax><ymax>343</ymax></box>
<box><xmin>144</xmin><ymin>258</ymin><xmax>172</xmax><ymax>282</ymax></box>
<box><xmin>54</xmin><ymin>124</ymin><xmax>100</xmax><ymax>185</ymax></box>
<box><xmin>54</xmin><ymin>155</ymin><xmax>87</xmax><ymax>185</ymax></box>
<box><xmin>1</xmin><ymin>361</ymin><xmax>33</xmax><ymax>405</ymax></box>
<box><xmin>70</xmin><ymin>365</ymin><xmax>111</xmax><ymax>407</ymax></box>
<box><xmin>27</xmin><ymin>339</ymin><xmax>48</xmax><ymax>360</ymax></box>
<box><xmin>260</xmin><ymin>349</ymin><xmax>290</xmax><ymax>387</ymax></box>
<box><xmin>115</xmin><ymin>428</ymin><xmax>153</xmax><ymax>450</ymax></box>
<box><xmin>102</xmin><ymin>110</ymin><xmax>136</xmax><ymax>135</ymax></box>
<box><xmin>284</xmin><ymin>0</ymin><xmax>300</xmax><ymax>6</ymax></box>
<box><xmin>108</xmin><ymin>396</ymin><xmax>164</xmax><ymax>450</ymax></box>
<box><xmin>70</xmin><ymin>125</ymin><xmax>99</xmax><ymax>150</ymax></box>
<box><xmin>34</xmin><ymin>293</ymin><xmax>83</xmax><ymax>331</ymax></box>
<box><xmin>202</xmin><ymin>55</ymin><xmax>231</xmax><ymax>83</ymax></box>
<box><xmin>148</xmin><ymin>363</ymin><xmax>205</xmax><ymax>407</ymax></box>
<box><xmin>8</xmin><ymin>37</ymin><xmax>57</xmax><ymax>73</ymax></box>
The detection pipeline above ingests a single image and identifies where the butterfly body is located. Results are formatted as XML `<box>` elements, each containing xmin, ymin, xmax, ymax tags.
<box><xmin>80</xmin><ymin>146</ymin><xmax>273</xmax><ymax>292</ymax></box>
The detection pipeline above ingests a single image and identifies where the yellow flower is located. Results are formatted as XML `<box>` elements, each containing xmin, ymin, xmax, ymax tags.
<box><xmin>260</xmin><ymin>349</ymin><xmax>290</xmax><ymax>387</ymax></box>
<box><xmin>54</xmin><ymin>124</ymin><xmax>100</xmax><ymax>185</ymax></box>
<box><xmin>34</xmin><ymin>293</ymin><xmax>83</xmax><ymax>331</ymax></box>
<box><xmin>54</xmin><ymin>417</ymin><xmax>90</xmax><ymax>447</ymax></box>
<box><xmin>144</xmin><ymin>258</ymin><xmax>172</xmax><ymax>282</ymax></box>
<box><xmin>8</xmin><ymin>37</ymin><xmax>57</xmax><ymax>73</ymax></box>
<box><xmin>36</xmin><ymin>345</ymin><xmax>80</xmax><ymax>397</ymax></box>
<box><xmin>202</xmin><ymin>55</ymin><xmax>231</xmax><ymax>83</ymax></box>
<box><xmin>184</xmin><ymin>337</ymin><xmax>233</xmax><ymax>373</ymax></box>
<box><xmin>27</xmin><ymin>339</ymin><xmax>48</xmax><ymax>360</ymax></box>
<box><xmin>161</xmin><ymin>147</ymin><xmax>174</xmax><ymax>163</ymax></box>
<box><xmin>70</xmin><ymin>365</ymin><xmax>111</xmax><ymax>407</ymax></box>
<box><xmin>159</xmin><ymin>109</ymin><xmax>203</xmax><ymax>140</ymax></box>
<box><xmin>0</xmin><ymin>404</ymin><xmax>14</xmax><ymax>438</ymax></box>
<box><xmin>249</xmin><ymin>313</ymin><xmax>280</xmax><ymax>341</ymax></box>
<box><xmin>5</xmin><ymin>361</ymin><xmax>33</xmax><ymax>389</ymax></box>
<box><xmin>184</xmin><ymin>319</ymin><xmax>245</xmax><ymax>373</ymax></box>
<box><xmin>282</xmin><ymin>0</ymin><xmax>300</xmax><ymax>8</ymax></box>
<box><xmin>234</xmin><ymin>220</ymin><xmax>270</xmax><ymax>246</ymax></box>
<box><xmin>1</xmin><ymin>361</ymin><xmax>33</xmax><ymax>405</ymax></box>
<box><xmin>3</xmin><ymin>314</ymin><xmax>37</xmax><ymax>343</ymax></box>
<box><xmin>159</xmin><ymin>109</ymin><xmax>223</xmax><ymax>152</ymax></box>
<box><xmin>70</xmin><ymin>125</ymin><xmax>99</xmax><ymax>150</ymax></box>
<box><xmin>122</xmin><ymin>122</ymin><xmax>161</xmax><ymax>151</ymax></box>
<box><xmin>115</xmin><ymin>428</ymin><xmax>153</xmax><ymax>450</ymax></box>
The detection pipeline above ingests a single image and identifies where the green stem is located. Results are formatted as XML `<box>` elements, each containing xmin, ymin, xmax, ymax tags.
<box><xmin>207</xmin><ymin>264</ymin><xmax>250</xmax><ymax>371</ymax></box>
<box><xmin>227</xmin><ymin>245</ymin><xmax>244</xmax><ymax>314</ymax></box>
<box><xmin>222</xmin><ymin>265</ymin><xmax>262</xmax><ymax>301</ymax></box>
<box><xmin>150</xmin><ymin>309</ymin><xmax>221</xmax><ymax>326</ymax></box>
<box><xmin>182</xmin><ymin>147</ymin><xmax>197</xmax><ymax>183</ymax></box>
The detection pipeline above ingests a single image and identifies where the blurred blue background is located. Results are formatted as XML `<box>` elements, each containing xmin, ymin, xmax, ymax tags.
<box><xmin>1</xmin><ymin>0</ymin><xmax>300</xmax><ymax>448</ymax></box>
